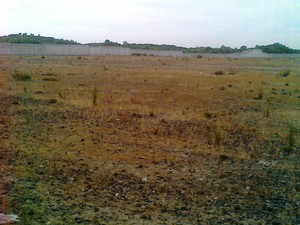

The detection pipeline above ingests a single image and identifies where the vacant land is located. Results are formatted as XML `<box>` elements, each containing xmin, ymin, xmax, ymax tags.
<box><xmin>0</xmin><ymin>55</ymin><xmax>299</xmax><ymax>224</ymax></box>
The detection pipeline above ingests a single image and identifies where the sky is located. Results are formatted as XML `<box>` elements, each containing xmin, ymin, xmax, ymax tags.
<box><xmin>1</xmin><ymin>0</ymin><xmax>300</xmax><ymax>49</ymax></box>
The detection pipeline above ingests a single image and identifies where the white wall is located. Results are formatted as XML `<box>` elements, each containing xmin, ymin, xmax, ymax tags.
<box><xmin>0</xmin><ymin>43</ymin><xmax>299</xmax><ymax>58</ymax></box>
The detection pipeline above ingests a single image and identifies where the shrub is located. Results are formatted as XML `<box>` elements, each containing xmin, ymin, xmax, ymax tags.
<box><xmin>13</xmin><ymin>72</ymin><xmax>32</xmax><ymax>81</ymax></box>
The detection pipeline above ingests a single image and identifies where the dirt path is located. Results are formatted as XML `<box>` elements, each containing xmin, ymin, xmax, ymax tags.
<box><xmin>0</xmin><ymin>72</ymin><xmax>8</xmax><ymax>213</ymax></box>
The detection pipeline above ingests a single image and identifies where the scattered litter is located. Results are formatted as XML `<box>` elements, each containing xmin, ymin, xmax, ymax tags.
<box><xmin>0</xmin><ymin>213</ymin><xmax>19</xmax><ymax>224</ymax></box>
<box><xmin>142</xmin><ymin>177</ymin><xmax>148</xmax><ymax>183</ymax></box>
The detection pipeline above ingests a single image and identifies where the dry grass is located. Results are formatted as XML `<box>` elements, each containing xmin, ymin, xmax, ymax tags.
<box><xmin>2</xmin><ymin>55</ymin><xmax>300</xmax><ymax>224</ymax></box>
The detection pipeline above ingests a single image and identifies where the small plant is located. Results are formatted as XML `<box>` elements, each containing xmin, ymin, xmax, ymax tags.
<box><xmin>204</xmin><ymin>111</ymin><xmax>213</xmax><ymax>119</ymax></box>
<box><xmin>263</xmin><ymin>101</ymin><xmax>270</xmax><ymax>118</ymax></box>
<box><xmin>212</xmin><ymin>127</ymin><xmax>222</xmax><ymax>149</ymax></box>
<box><xmin>277</xmin><ymin>70</ymin><xmax>290</xmax><ymax>78</ymax></box>
<box><xmin>227</xmin><ymin>68</ymin><xmax>237</xmax><ymax>75</ymax></box>
<box><xmin>58</xmin><ymin>90</ymin><xmax>63</xmax><ymax>98</ymax></box>
<box><xmin>48</xmin><ymin>99</ymin><xmax>57</xmax><ymax>104</ymax></box>
<box><xmin>92</xmin><ymin>86</ymin><xmax>97</xmax><ymax>106</ymax></box>
<box><xmin>13</xmin><ymin>72</ymin><xmax>32</xmax><ymax>81</ymax></box>
<box><xmin>213</xmin><ymin>128</ymin><xmax>222</xmax><ymax>149</ymax></box>
<box><xmin>23</xmin><ymin>86</ymin><xmax>27</xmax><ymax>93</ymax></box>
<box><xmin>283</xmin><ymin>122</ymin><xmax>296</xmax><ymax>154</ymax></box>
<box><xmin>263</xmin><ymin>106</ymin><xmax>270</xmax><ymax>118</ymax></box>
<box><xmin>288</xmin><ymin>123</ymin><xmax>296</xmax><ymax>148</ymax></box>
<box><xmin>254</xmin><ymin>90</ymin><xmax>263</xmax><ymax>100</ymax></box>
<box><xmin>220</xmin><ymin>86</ymin><xmax>226</xmax><ymax>91</ymax></box>
<box><xmin>42</xmin><ymin>77</ymin><xmax>58</xmax><ymax>81</ymax></box>
<box><xmin>215</xmin><ymin>70</ymin><xmax>224</xmax><ymax>76</ymax></box>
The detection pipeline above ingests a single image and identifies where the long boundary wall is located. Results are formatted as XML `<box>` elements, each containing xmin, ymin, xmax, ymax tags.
<box><xmin>0</xmin><ymin>43</ymin><xmax>300</xmax><ymax>58</ymax></box>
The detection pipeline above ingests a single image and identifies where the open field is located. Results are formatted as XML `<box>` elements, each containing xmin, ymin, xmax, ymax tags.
<box><xmin>0</xmin><ymin>55</ymin><xmax>300</xmax><ymax>224</ymax></box>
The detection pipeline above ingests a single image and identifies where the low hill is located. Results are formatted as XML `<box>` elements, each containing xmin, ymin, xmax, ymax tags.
<box><xmin>0</xmin><ymin>33</ymin><xmax>79</xmax><ymax>45</ymax></box>
<box><xmin>1</xmin><ymin>34</ymin><xmax>299</xmax><ymax>54</ymax></box>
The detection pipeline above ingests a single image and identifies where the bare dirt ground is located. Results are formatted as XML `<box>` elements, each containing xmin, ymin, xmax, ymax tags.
<box><xmin>1</xmin><ymin>55</ymin><xmax>300</xmax><ymax>224</ymax></box>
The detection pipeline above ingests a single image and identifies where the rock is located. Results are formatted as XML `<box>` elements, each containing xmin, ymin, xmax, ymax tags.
<box><xmin>0</xmin><ymin>213</ymin><xmax>19</xmax><ymax>224</ymax></box>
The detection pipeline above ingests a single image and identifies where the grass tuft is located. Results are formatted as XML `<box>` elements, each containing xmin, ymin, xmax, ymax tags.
<box><xmin>92</xmin><ymin>86</ymin><xmax>97</xmax><ymax>106</ymax></box>
<box><xmin>213</xmin><ymin>128</ymin><xmax>222</xmax><ymax>149</ymax></box>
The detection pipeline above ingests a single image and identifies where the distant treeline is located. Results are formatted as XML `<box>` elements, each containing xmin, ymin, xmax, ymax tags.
<box><xmin>87</xmin><ymin>40</ymin><xmax>186</xmax><ymax>51</ymax></box>
<box><xmin>183</xmin><ymin>45</ymin><xmax>247</xmax><ymax>54</ymax></box>
<box><xmin>88</xmin><ymin>41</ymin><xmax>300</xmax><ymax>54</ymax></box>
<box><xmin>1</xmin><ymin>34</ymin><xmax>299</xmax><ymax>54</ymax></box>
<box><xmin>184</xmin><ymin>43</ymin><xmax>300</xmax><ymax>54</ymax></box>
<box><xmin>0</xmin><ymin>33</ymin><xmax>79</xmax><ymax>45</ymax></box>
<box><xmin>256</xmin><ymin>43</ymin><xmax>300</xmax><ymax>54</ymax></box>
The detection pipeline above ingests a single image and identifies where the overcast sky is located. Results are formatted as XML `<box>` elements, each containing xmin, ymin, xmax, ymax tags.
<box><xmin>1</xmin><ymin>0</ymin><xmax>300</xmax><ymax>49</ymax></box>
